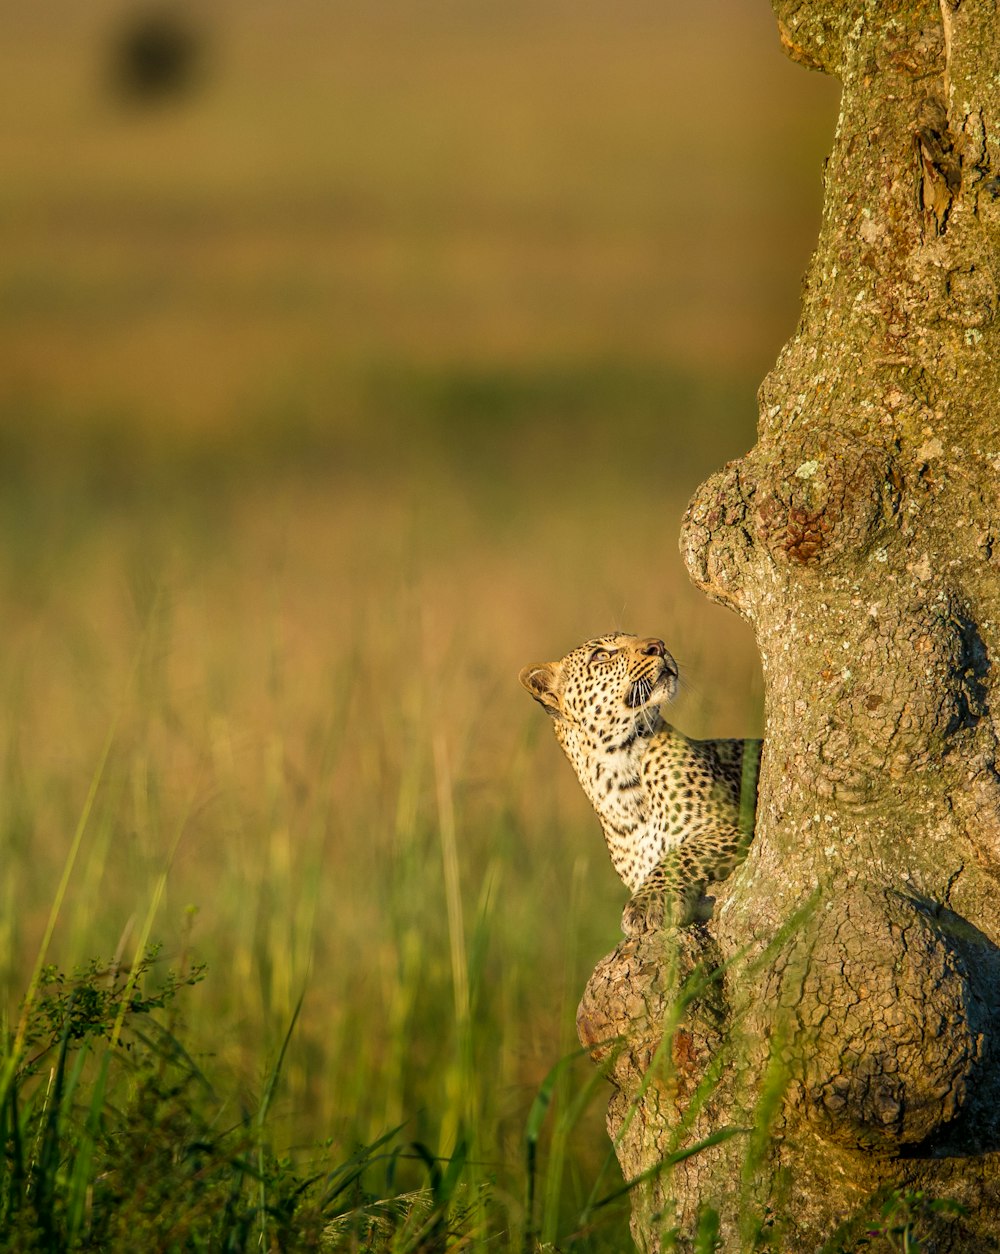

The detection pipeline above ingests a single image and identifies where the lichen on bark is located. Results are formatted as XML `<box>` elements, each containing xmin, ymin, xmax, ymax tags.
<box><xmin>578</xmin><ymin>2</ymin><xmax>1000</xmax><ymax>1250</ymax></box>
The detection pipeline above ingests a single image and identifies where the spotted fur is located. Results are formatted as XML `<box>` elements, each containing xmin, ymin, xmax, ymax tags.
<box><xmin>519</xmin><ymin>633</ymin><xmax>760</xmax><ymax>933</ymax></box>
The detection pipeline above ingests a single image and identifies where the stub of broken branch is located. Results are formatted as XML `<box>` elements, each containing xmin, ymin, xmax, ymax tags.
<box><xmin>577</xmin><ymin>927</ymin><xmax>726</xmax><ymax>1088</ymax></box>
<box><xmin>771</xmin><ymin>2</ymin><xmax>846</xmax><ymax>75</ymax></box>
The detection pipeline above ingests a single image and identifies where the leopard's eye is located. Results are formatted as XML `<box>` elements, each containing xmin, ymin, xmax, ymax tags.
<box><xmin>589</xmin><ymin>647</ymin><xmax>617</xmax><ymax>664</ymax></box>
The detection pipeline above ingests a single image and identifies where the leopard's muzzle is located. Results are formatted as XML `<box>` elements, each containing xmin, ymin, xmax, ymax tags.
<box><xmin>626</xmin><ymin>651</ymin><xmax>678</xmax><ymax>709</ymax></box>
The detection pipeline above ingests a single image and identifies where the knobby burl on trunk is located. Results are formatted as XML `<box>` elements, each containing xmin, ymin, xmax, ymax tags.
<box><xmin>577</xmin><ymin>2</ymin><xmax>1000</xmax><ymax>1250</ymax></box>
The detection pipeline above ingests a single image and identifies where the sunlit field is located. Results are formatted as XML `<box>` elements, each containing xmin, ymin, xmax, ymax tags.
<box><xmin>0</xmin><ymin>1</ymin><xmax>838</xmax><ymax>1247</ymax></box>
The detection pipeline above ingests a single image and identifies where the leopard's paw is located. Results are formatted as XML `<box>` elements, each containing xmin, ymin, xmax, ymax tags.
<box><xmin>622</xmin><ymin>887</ymin><xmax>693</xmax><ymax>936</ymax></box>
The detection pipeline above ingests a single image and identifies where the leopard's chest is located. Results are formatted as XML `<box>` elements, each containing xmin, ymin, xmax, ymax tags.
<box><xmin>564</xmin><ymin>738</ymin><xmax>686</xmax><ymax>891</ymax></box>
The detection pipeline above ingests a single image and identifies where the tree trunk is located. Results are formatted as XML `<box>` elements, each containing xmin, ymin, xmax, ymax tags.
<box><xmin>577</xmin><ymin>2</ymin><xmax>1000</xmax><ymax>1249</ymax></box>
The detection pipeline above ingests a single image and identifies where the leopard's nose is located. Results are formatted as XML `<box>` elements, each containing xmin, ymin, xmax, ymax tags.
<box><xmin>640</xmin><ymin>638</ymin><xmax>667</xmax><ymax>657</ymax></box>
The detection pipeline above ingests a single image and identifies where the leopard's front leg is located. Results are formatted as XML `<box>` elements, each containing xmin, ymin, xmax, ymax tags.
<box><xmin>621</xmin><ymin>825</ymin><xmax>749</xmax><ymax>936</ymax></box>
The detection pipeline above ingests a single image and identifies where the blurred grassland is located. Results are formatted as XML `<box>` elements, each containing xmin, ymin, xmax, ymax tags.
<box><xmin>0</xmin><ymin>0</ymin><xmax>839</xmax><ymax>1243</ymax></box>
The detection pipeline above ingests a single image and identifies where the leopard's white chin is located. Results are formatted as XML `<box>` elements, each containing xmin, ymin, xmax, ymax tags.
<box><xmin>627</xmin><ymin>677</ymin><xmax>676</xmax><ymax>723</ymax></box>
<box><xmin>650</xmin><ymin>670</ymin><xmax>678</xmax><ymax>706</ymax></box>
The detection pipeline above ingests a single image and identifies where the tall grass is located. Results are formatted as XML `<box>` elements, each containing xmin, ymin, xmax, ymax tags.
<box><xmin>0</xmin><ymin>2</ymin><xmax>838</xmax><ymax>1245</ymax></box>
<box><xmin>0</xmin><ymin>438</ymin><xmax>764</xmax><ymax>1249</ymax></box>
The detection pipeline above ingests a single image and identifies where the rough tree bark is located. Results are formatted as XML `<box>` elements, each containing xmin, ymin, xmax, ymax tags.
<box><xmin>577</xmin><ymin>2</ymin><xmax>1000</xmax><ymax>1250</ymax></box>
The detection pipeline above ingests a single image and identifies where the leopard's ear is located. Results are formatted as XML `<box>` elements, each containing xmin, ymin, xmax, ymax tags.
<box><xmin>519</xmin><ymin>662</ymin><xmax>563</xmax><ymax>718</ymax></box>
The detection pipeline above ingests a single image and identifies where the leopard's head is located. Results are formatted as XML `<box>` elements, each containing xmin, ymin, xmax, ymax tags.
<box><xmin>519</xmin><ymin>633</ymin><xmax>678</xmax><ymax>738</ymax></box>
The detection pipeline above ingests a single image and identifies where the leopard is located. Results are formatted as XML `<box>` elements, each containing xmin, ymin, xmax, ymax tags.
<box><xmin>519</xmin><ymin>632</ymin><xmax>760</xmax><ymax>934</ymax></box>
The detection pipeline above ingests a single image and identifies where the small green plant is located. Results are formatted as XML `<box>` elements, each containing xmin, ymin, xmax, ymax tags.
<box><xmin>842</xmin><ymin>1188</ymin><xmax>971</xmax><ymax>1254</ymax></box>
<box><xmin>14</xmin><ymin>948</ymin><xmax>204</xmax><ymax>1073</ymax></box>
